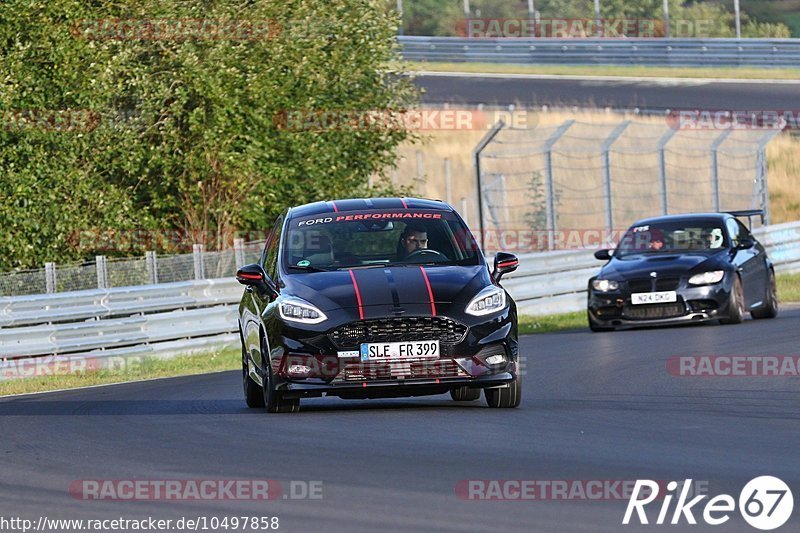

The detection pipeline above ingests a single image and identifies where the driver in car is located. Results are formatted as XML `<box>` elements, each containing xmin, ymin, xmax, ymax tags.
<box><xmin>397</xmin><ymin>225</ymin><xmax>429</xmax><ymax>260</ymax></box>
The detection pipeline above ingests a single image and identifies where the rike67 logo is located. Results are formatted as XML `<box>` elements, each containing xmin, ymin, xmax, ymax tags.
<box><xmin>623</xmin><ymin>476</ymin><xmax>793</xmax><ymax>530</ymax></box>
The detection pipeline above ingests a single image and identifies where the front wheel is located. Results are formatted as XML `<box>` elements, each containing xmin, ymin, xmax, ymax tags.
<box><xmin>450</xmin><ymin>386</ymin><xmax>481</xmax><ymax>401</ymax></box>
<box><xmin>484</xmin><ymin>374</ymin><xmax>521</xmax><ymax>408</ymax></box>
<box><xmin>751</xmin><ymin>270</ymin><xmax>778</xmax><ymax>319</ymax></box>
<box><xmin>720</xmin><ymin>275</ymin><xmax>744</xmax><ymax>325</ymax></box>
<box><xmin>243</xmin><ymin>346</ymin><xmax>265</xmax><ymax>408</ymax></box>
<box><xmin>260</xmin><ymin>343</ymin><xmax>300</xmax><ymax>414</ymax></box>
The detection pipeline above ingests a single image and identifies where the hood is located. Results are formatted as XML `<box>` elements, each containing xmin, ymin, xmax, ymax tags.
<box><xmin>281</xmin><ymin>265</ymin><xmax>490</xmax><ymax>317</ymax></box>
<box><xmin>599</xmin><ymin>251</ymin><xmax>730</xmax><ymax>280</ymax></box>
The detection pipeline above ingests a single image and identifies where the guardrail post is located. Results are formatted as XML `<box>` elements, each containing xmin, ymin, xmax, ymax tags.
<box><xmin>444</xmin><ymin>158</ymin><xmax>452</xmax><ymax>204</ymax></box>
<box><xmin>96</xmin><ymin>256</ymin><xmax>108</xmax><ymax>289</ymax></box>
<box><xmin>415</xmin><ymin>150</ymin><xmax>424</xmax><ymax>195</ymax></box>
<box><xmin>145</xmin><ymin>251</ymin><xmax>159</xmax><ymax>285</ymax></box>
<box><xmin>460</xmin><ymin>197</ymin><xmax>469</xmax><ymax>227</ymax></box>
<box><xmin>657</xmin><ymin>127</ymin><xmax>678</xmax><ymax>215</ymax></box>
<box><xmin>542</xmin><ymin>120</ymin><xmax>574</xmax><ymax>250</ymax></box>
<box><xmin>472</xmin><ymin>120</ymin><xmax>505</xmax><ymax>249</ymax></box>
<box><xmin>45</xmin><ymin>262</ymin><xmax>56</xmax><ymax>294</ymax></box>
<box><xmin>600</xmin><ymin>121</ymin><xmax>631</xmax><ymax>236</ymax></box>
<box><xmin>233</xmin><ymin>238</ymin><xmax>246</xmax><ymax>269</ymax></box>
<box><xmin>193</xmin><ymin>244</ymin><xmax>206</xmax><ymax>280</ymax></box>
<box><xmin>710</xmin><ymin>130</ymin><xmax>732</xmax><ymax>212</ymax></box>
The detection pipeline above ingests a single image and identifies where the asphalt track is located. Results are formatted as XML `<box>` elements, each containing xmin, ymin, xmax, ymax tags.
<box><xmin>2</xmin><ymin>308</ymin><xmax>799</xmax><ymax>533</ymax></box>
<box><xmin>414</xmin><ymin>72</ymin><xmax>800</xmax><ymax>111</ymax></box>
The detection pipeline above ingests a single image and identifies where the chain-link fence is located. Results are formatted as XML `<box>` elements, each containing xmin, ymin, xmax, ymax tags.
<box><xmin>0</xmin><ymin>240</ymin><xmax>266</xmax><ymax>297</ymax></box>
<box><xmin>476</xmin><ymin>119</ymin><xmax>779</xmax><ymax>252</ymax></box>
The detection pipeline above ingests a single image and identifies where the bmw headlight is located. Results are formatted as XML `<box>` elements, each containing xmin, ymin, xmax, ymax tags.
<box><xmin>591</xmin><ymin>279</ymin><xmax>619</xmax><ymax>292</ymax></box>
<box><xmin>279</xmin><ymin>297</ymin><xmax>328</xmax><ymax>324</ymax></box>
<box><xmin>466</xmin><ymin>286</ymin><xmax>507</xmax><ymax>316</ymax></box>
<box><xmin>688</xmin><ymin>270</ymin><xmax>725</xmax><ymax>286</ymax></box>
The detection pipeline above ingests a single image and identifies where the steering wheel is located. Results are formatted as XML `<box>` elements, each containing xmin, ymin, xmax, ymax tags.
<box><xmin>403</xmin><ymin>249</ymin><xmax>449</xmax><ymax>262</ymax></box>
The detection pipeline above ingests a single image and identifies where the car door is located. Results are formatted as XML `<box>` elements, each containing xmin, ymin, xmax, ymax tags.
<box><xmin>726</xmin><ymin>218</ymin><xmax>765</xmax><ymax>308</ymax></box>
<box><xmin>252</xmin><ymin>213</ymin><xmax>284</xmax><ymax>368</ymax></box>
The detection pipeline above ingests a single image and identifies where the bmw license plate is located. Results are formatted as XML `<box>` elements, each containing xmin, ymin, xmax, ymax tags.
<box><xmin>360</xmin><ymin>340</ymin><xmax>439</xmax><ymax>361</ymax></box>
<box><xmin>631</xmin><ymin>291</ymin><xmax>677</xmax><ymax>305</ymax></box>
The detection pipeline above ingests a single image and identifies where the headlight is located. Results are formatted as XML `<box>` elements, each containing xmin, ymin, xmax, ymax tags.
<box><xmin>592</xmin><ymin>279</ymin><xmax>619</xmax><ymax>292</ymax></box>
<box><xmin>279</xmin><ymin>298</ymin><xmax>328</xmax><ymax>324</ymax></box>
<box><xmin>688</xmin><ymin>270</ymin><xmax>725</xmax><ymax>286</ymax></box>
<box><xmin>466</xmin><ymin>286</ymin><xmax>507</xmax><ymax>316</ymax></box>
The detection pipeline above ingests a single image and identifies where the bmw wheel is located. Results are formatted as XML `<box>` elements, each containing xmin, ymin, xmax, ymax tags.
<box><xmin>751</xmin><ymin>269</ymin><xmax>779</xmax><ymax>319</ymax></box>
<box><xmin>720</xmin><ymin>275</ymin><xmax>744</xmax><ymax>325</ymax></box>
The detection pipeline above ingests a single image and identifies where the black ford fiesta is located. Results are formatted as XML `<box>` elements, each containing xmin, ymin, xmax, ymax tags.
<box><xmin>236</xmin><ymin>198</ymin><xmax>521</xmax><ymax>413</ymax></box>
<box><xmin>588</xmin><ymin>210</ymin><xmax>778</xmax><ymax>332</ymax></box>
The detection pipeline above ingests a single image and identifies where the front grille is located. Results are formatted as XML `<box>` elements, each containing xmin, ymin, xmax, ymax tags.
<box><xmin>623</xmin><ymin>302</ymin><xmax>686</xmax><ymax>320</ymax></box>
<box><xmin>627</xmin><ymin>277</ymin><xmax>680</xmax><ymax>293</ymax></box>
<box><xmin>340</xmin><ymin>358</ymin><xmax>467</xmax><ymax>381</ymax></box>
<box><xmin>329</xmin><ymin>317</ymin><xmax>467</xmax><ymax>348</ymax></box>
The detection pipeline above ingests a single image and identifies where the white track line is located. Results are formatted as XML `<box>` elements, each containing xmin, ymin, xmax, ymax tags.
<box><xmin>409</xmin><ymin>70</ymin><xmax>800</xmax><ymax>85</ymax></box>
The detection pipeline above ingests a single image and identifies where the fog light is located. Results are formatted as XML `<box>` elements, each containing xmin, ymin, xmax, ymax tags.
<box><xmin>485</xmin><ymin>354</ymin><xmax>505</xmax><ymax>365</ymax></box>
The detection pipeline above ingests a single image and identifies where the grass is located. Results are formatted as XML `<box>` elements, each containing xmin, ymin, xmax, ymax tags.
<box><xmin>0</xmin><ymin>347</ymin><xmax>240</xmax><ymax>398</ymax></box>
<box><xmin>518</xmin><ymin>310</ymin><xmax>586</xmax><ymax>334</ymax></box>
<box><xmin>777</xmin><ymin>272</ymin><xmax>800</xmax><ymax>303</ymax></box>
<box><xmin>404</xmin><ymin>61</ymin><xmax>800</xmax><ymax>80</ymax></box>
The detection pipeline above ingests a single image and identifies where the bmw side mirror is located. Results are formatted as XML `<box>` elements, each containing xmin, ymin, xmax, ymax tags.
<box><xmin>493</xmin><ymin>252</ymin><xmax>519</xmax><ymax>282</ymax></box>
<box><xmin>594</xmin><ymin>249</ymin><xmax>612</xmax><ymax>260</ymax></box>
<box><xmin>736</xmin><ymin>237</ymin><xmax>755</xmax><ymax>250</ymax></box>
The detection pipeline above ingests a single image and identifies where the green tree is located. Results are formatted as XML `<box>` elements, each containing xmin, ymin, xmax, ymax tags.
<box><xmin>0</xmin><ymin>0</ymin><xmax>418</xmax><ymax>270</ymax></box>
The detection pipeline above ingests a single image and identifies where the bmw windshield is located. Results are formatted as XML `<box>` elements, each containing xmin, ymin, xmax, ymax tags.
<box><xmin>615</xmin><ymin>220</ymin><xmax>728</xmax><ymax>258</ymax></box>
<box><xmin>283</xmin><ymin>209</ymin><xmax>482</xmax><ymax>271</ymax></box>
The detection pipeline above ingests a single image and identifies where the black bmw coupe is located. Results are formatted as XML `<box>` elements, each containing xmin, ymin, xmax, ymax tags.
<box><xmin>588</xmin><ymin>211</ymin><xmax>778</xmax><ymax>331</ymax></box>
<box><xmin>236</xmin><ymin>198</ymin><xmax>521</xmax><ymax>412</ymax></box>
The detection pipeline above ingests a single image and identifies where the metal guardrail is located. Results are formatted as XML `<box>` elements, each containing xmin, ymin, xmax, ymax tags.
<box><xmin>1</xmin><ymin>220</ymin><xmax>798</xmax><ymax>362</ymax></box>
<box><xmin>398</xmin><ymin>36</ymin><xmax>800</xmax><ymax>67</ymax></box>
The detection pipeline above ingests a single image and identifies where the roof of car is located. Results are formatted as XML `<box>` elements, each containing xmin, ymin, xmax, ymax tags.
<box><xmin>630</xmin><ymin>212</ymin><xmax>732</xmax><ymax>227</ymax></box>
<box><xmin>288</xmin><ymin>197</ymin><xmax>452</xmax><ymax>218</ymax></box>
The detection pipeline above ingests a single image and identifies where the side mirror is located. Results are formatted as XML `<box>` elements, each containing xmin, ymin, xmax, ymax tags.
<box><xmin>236</xmin><ymin>263</ymin><xmax>268</xmax><ymax>287</ymax></box>
<box><xmin>736</xmin><ymin>237</ymin><xmax>755</xmax><ymax>250</ymax></box>
<box><xmin>594</xmin><ymin>249</ymin><xmax>612</xmax><ymax>260</ymax></box>
<box><xmin>493</xmin><ymin>252</ymin><xmax>519</xmax><ymax>282</ymax></box>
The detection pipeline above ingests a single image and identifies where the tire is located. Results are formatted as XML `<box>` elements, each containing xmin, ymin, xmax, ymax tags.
<box><xmin>242</xmin><ymin>340</ymin><xmax>265</xmax><ymax>408</ymax></box>
<box><xmin>450</xmin><ymin>386</ymin><xmax>481</xmax><ymax>401</ymax></box>
<box><xmin>751</xmin><ymin>269</ymin><xmax>779</xmax><ymax>319</ymax></box>
<box><xmin>260</xmin><ymin>338</ymin><xmax>300</xmax><ymax>413</ymax></box>
<box><xmin>484</xmin><ymin>374</ymin><xmax>521</xmax><ymax>408</ymax></box>
<box><xmin>588</xmin><ymin>310</ymin><xmax>614</xmax><ymax>332</ymax></box>
<box><xmin>720</xmin><ymin>275</ymin><xmax>745</xmax><ymax>325</ymax></box>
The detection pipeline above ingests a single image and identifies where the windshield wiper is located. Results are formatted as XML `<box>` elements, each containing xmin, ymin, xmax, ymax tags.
<box><xmin>286</xmin><ymin>265</ymin><xmax>332</xmax><ymax>272</ymax></box>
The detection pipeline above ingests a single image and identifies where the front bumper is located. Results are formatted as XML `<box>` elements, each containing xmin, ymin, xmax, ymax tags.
<box><xmin>587</xmin><ymin>277</ymin><xmax>733</xmax><ymax>329</ymax></box>
<box><xmin>263</xmin><ymin>307</ymin><xmax>519</xmax><ymax>397</ymax></box>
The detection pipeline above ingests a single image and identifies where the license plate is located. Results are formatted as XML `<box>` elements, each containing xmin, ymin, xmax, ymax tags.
<box><xmin>631</xmin><ymin>291</ymin><xmax>677</xmax><ymax>305</ymax></box>
<box><xmin>360</xmin><ymin>340</ymin><xmax>439</xmax><ymax>361</ymax></box>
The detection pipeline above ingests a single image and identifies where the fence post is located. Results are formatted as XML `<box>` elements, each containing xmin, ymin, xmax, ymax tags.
<box><xmin>45</xmin><ymin>262</ymin><xmax>56</xmax><ymax>294</ymax></box>
<box><xmin>710</xmin><ymin>130</ymin><xmax>732</xmax><ymax>212</ymax></box>
<box><xmin>444</xmin><ymin>158</ymin><xmax>452</xmax><ymax>204</ymax></box>
<box><xmin>543</xmin><ymin>120</ymin><xmax>575</xmax><ymax>250</ymax></box>
<box><xmin>657</xmin><ymin>128</ymin><xmax>678</xmax><ymax>215</ymax></box>
<box><xmin>193</xmin><ymin>244</ymin><xmax>205</xmax><ymax>280</ymax></box>
<box><xmin>415</xmin><ymin>150</ymin><xmax>424</xmax><ymax>195</ymax></box>
<box><xmin>96</xmin><ymin>255</ymin><xmax>108</xmax><ymax>289</ymax></box>
<box><xmin>756</xmin><ymin>130</ymin><xmax>780</xmax><ymax>226</ymax></box>
<box><xmin>234</xmin><ymin>238</ymin><xmax>246</xmax><ymax>269</ymax></box>
<box><xmin>601</xmin><ymin>121</ymin><xmax>632</xmax><ymax>235</ymax></box>
<box><xmin>472</xmin><ymin>120</ymin><xmax>505</xmax><ymax>249</ymax></box>
<box><xmin>460</xmin><ymin>197</ymin><xmax>469</xmax><ymax>227</ymax></box>
<box><xmin>145</xmin><ymin>251</ymin><xmax>158</xmax><ymax>285</ymax></box>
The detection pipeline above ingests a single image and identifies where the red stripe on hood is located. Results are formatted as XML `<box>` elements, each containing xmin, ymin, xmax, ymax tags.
<box><xmin>419</xmin><ymin>266</ymin><xmax>437</xmax><ymax>316</ymax></box>
<box><xmin>348</xmin><ymin>270</ymin><xmax>365</xmax><ymax>320</ymax></box>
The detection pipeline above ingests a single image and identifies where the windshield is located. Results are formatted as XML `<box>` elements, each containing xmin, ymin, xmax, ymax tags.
<box><xmin>615</xmin><ymin>220</ymin><xmax>727</xmax><ymax>257</ymax></box>
<box><xmin>282</xmin><ymin>209</ymin><xmax>481</xmax><ymax>271</ymax></box>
